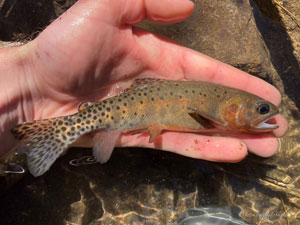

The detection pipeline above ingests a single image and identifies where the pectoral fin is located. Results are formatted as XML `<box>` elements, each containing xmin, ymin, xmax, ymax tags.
<box><xmin>92</xmin><ymin>131</ymin><xmax>121</xmax><ymax>163</ymax></box>
<box><xmin>188</xmin><ymin>113</ymin><xmax>215</xmax><ymax>129</ymax></box>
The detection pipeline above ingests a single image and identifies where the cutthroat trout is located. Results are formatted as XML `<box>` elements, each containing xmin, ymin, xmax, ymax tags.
<box><xmin>11</xmin><ymin>78</ymin><xmax>279</xmax><ymax>176</ymax></box>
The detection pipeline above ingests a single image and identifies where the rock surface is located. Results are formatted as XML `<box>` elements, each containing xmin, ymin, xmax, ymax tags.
<box><xmin>0</xmin><ymin>0</ymin><xmax>300</xmax><ymax>224</ymax></box>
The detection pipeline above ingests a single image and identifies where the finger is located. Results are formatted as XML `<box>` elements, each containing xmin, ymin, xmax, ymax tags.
<box><xmin>270</xmin><ymin>114</ymin><xmax>288</xmax><ymax>137</ymax></box>
<box><xmin>121</xmin><ymin>0</ymin><xmax>194</xmax><ymax>24</ymax></box>
<box><xmin>133</xmin><ymin>31</ymin><xmax>282</xmax><ymax>106</ymax></box>
<box><xmin>118</xmin><ymin>132</ymin><xmax>248</xmax><ymax>162</ymax></box>
<box><xmin>66</xmin><ymin>0</ymin><xmax>194</xmax><ymax>26</ymax></box>
<box><xmin>181</xmin><ymin>51</ymin><xmax>282</xmax><ymax>106</ymax></box>
<box><xmin>225</xmin><ymin>133</ymin><xmax>279</xmax><ymax>157</ymax></box>
<box><xmin>180</xmin><ymin>49</ymin><xmax>282</xmax><ymax>106</ymax></box>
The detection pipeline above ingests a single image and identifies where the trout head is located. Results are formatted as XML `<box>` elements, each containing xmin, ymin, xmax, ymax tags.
<box><xmin>220</xmin><ymin>96</ymin><xmax>279</xmax><ymax>133</ymax></box>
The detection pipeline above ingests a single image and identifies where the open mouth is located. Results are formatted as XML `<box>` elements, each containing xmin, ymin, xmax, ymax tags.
<box><xmin>256</xmin><ymin>115</ymin><xmax>279</xmax><ymax>130</ymax></box>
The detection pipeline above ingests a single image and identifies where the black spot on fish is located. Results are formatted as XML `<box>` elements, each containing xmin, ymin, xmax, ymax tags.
<box><xmin>98</xmin><ymin>107</ymin><xmax>103</xmax><ymax>111</ymax></box>
<box><xmin>93</xmin><ymin>109</ymin><xmax>97</xmax><ymax>114</ymax></box>
<box><xmin>87</xmin><ymin>108</ymin><xmax>92</xmax><ymax>113</ymax></box>
<box><xmin>170</xmin><ymin>92</ymin><xmax>173</xmax><ymax>95</ymax></box>
<box><xmin>199</xmin><ymin>92</ymin><xmax>202</xmax><ymax>95</ymax></box>
<box><xmin>61</xmin><ymin>127</ymin><xmax>67</xmax><ymax>131</ymax></box>
<box><xmin>109</xmin><ymin>100</ymin><xmax>113</xmax><ymax>104</ymax></box>
<box><xmin>217</xmin><ymin>95</ymin><xmax>220</xmax><ymax>98</ymax></box>
<box><xmin>103</xmin><ymin>100</ymin><xmax>107</xmax><ymax>104</ymax></box>
<box><xmin>106</xmin><ymin>124</ymin><xmax>111</xmax><ymax>129</ymax></box>
<box><xmin>118</xmin><ymin>98</ymin><xmax>122</xmax><ymax>102</ymax></box>
<box><xmin>86</xmin><ymin>120</ymin><xmax>91</xmax><ymax>124</ymax></box>
<box><xmin>87</xmin><ymin>114</ymin><xmax>92</xmax><ymax>118</ymax></box>
<box><xmin>204</xmin><ymin>94</ymin><xmax>207</xmax><ymax>97</ymax></box>
<box><xmin>55</xmin><ymin>130</ymin><xmax>60</xmax><ymax>134</ymax></box>
<box><xmin>122</xmin><ymin>110</ymin><xmax>126</xmax><ymax>114</ymax></box>
<box><xmin>214</xmin><ymin>88</ymin><xmax>217</xmax><ymax>92</ymax></box>
<box><xmin>151</xmin><ymin>97</ymin><xmax>155</xmax><ymax>101</ymax></box>
<box><xmin>101</xmin><ymin>112</ymin><xmax>105</xmax><ymax>116</ymax></box>
<box><xmin>138</xmin><ymin>93</ymin><xmax>141</xmax><ymax>96</ymax></box>
<box><xmin>140</xmin><ymin>101</ymin><xmax>143</xmax><ymax>104</ymax></box>
<box><xmin>116</xmin><ymin>106</ymin><xmax>120</xmax><ymax>110</ymax></box>
<box><xmin>111</xmin><ymin>116</ymin><xmax>114</xmax><ymax>120</ymax></box>
<box><xmin>106</xmin><ymin>107</ymin><xmax>111</xmax><ymax>112</ymax></box>
<box><xmin>144</xmin><ymin>93</ymin><xmax>147</xmax><ymax>96</ymax></box>
<box><xmin>131</xmin><ymin>96</ymin><xmax>135</xmax><ymax>101</ymax></box>
<box><xmin>98</xmin><ymin>119</ymin><xmax>102</xmax><ymax>123</ymax></box>
<box><xmin>185</xmin><ymin>90</ymin><xmax>188</xmax><ymax>94</ymax></box>
<box><xmin>93</xmin><ymin>115</ymin><xmax>97</xmax><ymax>120</ymax></box>
<box><xmin>123</xmin><ymin>103</ymin><xmax>127</xmax><ymax>107</ymax></box>
<box><xmin>106</xmin><ymin>115</ymin><xmax>109</xmax><ymax>118</ymax></box>
<box><xmin>192</xmin><ymin>90</ymin><xmax>195</xmax><ymax>94</ymax></box>
<box><xmin>58</xmin><ymin>121</ymin><xmax>63</xmax><ymax>125</ymax></box>
<box><xmin>179</xmin><ymin>95</ymin><xmax>182</xmax><ymax>99</ymax></box>
<box><xmin>77</xmin><ymin>118</ymin><xmax>81</xmax><ymax>123</ymax></box>
<box><xmin>80</xmin><ymin>128</ymin><xmax>85</xmax><ymax>132</ymax></box>
<box><xmin>134</xmin><ymin>112</ymin><xmax>137</xmax><ymax>116</ymax></box>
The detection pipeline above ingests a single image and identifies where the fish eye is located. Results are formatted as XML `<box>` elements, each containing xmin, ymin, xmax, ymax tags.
<box><xmin>256</xmin><ymin>103</ymin><xmax>270</xmax><ymax>115</ymax></box>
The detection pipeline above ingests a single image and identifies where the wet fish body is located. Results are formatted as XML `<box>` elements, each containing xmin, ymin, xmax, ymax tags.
<box><xmin>11</xmin><ymin>78</ymin><xmax>279</xmax><ymax>176</ymax></box>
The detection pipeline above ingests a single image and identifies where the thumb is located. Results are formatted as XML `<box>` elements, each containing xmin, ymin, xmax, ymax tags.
<box><xmin>69</xmin><ymin>0</ymin><xmax>194</xmax><ymax>25</ymax></box>
<box><xmin>120</xmin><ymin>0</ymin><xmax>194</xmax><ymax>24</ymax></box>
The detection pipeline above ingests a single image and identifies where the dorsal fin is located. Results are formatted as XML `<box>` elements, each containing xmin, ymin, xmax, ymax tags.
<box><xmin>78</xmin><ymin>102</ymin><xmax>94</xmax><ymax>112</ymax></box>
<box><xmin>123</xmin><ymin>78</ymin><xmax>168</xmax><ymax>92</ymax></box>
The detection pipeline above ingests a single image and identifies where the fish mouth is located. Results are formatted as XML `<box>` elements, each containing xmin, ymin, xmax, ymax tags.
<box><xmin>255</xmin><ymin>113</ymin><xmax>279</xmax><ymax>131</ymax></box>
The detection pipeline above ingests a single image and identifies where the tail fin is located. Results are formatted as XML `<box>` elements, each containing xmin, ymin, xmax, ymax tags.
<box><xmin>11</xmin><ymin>117</ymin><xmax>79</xmax><ymax>177</ymax></box>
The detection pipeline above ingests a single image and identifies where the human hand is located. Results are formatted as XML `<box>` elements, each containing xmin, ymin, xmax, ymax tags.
<box><xmin>1</xmin><ymin>0</ymin><xmax>287</xmax><ymax>162</ymax></box>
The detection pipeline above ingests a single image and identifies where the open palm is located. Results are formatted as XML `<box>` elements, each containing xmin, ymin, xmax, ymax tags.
<box><xmin>8</xmin><ymin>0</ymin><xmax>287</xmax><ymax>162</ymax></box>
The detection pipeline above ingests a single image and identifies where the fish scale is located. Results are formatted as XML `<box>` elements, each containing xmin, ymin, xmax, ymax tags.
<box><xmin>11</xmin><ymin>78</ymin><xmax>279</xmax><ymax>176</ymax></box>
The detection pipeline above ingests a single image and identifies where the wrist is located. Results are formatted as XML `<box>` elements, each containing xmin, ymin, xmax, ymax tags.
<box><xmin>0</xmin><ymin>43</ymin><xmax>35</xmax><ymax>157</ymax></box>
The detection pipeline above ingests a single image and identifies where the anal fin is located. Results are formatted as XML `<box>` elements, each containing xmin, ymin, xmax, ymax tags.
<box><xmin>92</xmin><ymin>130</ymin><xmax>121</xmax><ymax>163</ymax></box>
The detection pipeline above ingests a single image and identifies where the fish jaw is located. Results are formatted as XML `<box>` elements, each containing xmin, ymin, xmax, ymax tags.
<box><xmin>246</xmin><ymin>111</ymin><xmax>279</xmax><ymax>132</ymax></box>
<box><xmin>220</xmin><ymin>97</ymin><xmax>280</xmax><ymax>133</ymax></box>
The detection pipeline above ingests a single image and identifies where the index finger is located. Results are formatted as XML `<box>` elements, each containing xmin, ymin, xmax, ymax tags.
<box><xmin>180</xmin><ymin>49</ymin><xmax>281</xmax><ymax>106</ymax></box>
